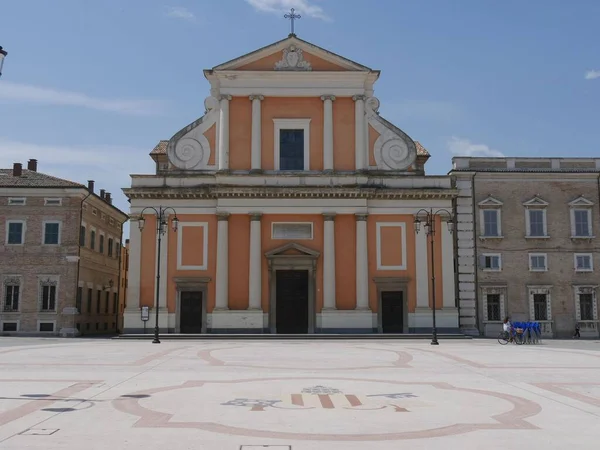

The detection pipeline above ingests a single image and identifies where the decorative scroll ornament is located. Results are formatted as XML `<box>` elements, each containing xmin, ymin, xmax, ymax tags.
<box><xmin>366</xmin><ymin>96</ymin><xmax>416</xmax><ymax>171</ymax></box>
<box><xmin>274</xmin><ymin>45</ymin><xmax>312</xmax><ymax>71</ymax></box>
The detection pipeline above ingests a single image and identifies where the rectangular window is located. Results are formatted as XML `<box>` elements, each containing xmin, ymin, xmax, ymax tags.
<box><xmin>279</xmin><ymin>129</ymin><xmax>305</xmax><ymax>170</ymax></box>
<box><xmin>7</xmin><ymin>221</ymin><xmax>24</xmax><ymax>244</ymax></box>
<box><xmin>580</xmin><ymin>293</ymin><xmax>594</xmax><ymax>320</ymax></box>
<box><xmin>87</xmin><ymin>288</ymin><xmax>92</xmax><ymax>313</ymax></box>
<box><xmin>80</xmin><ymin>226</ymin><xmax>86</xmax><ymax>246</ymax></box>
<box><xmin>272</xmin><ymin>223</ymin><xmax>313</xmax><ymax>240</ymax></box>
<box><xmin>108</xmin><ymin>238</ymin><xmax>114</xmax><ymax>257</ymax></box>
<box><xmin>103</xmin><ymin>323</ymin><xmax>108</xmax><ymax>331</ymax></box>
<box><xmin>96</xmin><ymin>290</ymin><xmax>101</xmax><ymax>313</ymax></box>
<box><xmin>482</xmin><ymin>210</ymin><xmax>499</xmax><ymax>237</ymax></box>
<box><xmin>39</xmin><ymin>322</ymin><xmax>54</xmax><ymax>332</ymax></box>
<box><xmin>113</xmin><ymin>293</ymin><xmax>118</xmax><ymax>315</ymax></box>
<box><xmin>43</xmin><ymin>222</ymin><xmax>60</xmax><ymax>245</ymax></box>
<box><xmin>4</xmin><ymin>284</ymin><xmax>19</xmax><ymax>312</ymax></box>
<box><xmin>528</xmin><ymin>210</ymin><xmax>545</xmax><ymax>236</ymax></box>
<box><xmin>533</xmin><ymin>294</ymin><xmax>548</xmax><ymax>320</ymax></box>
<box><xmin>99</xmin><ymin>235</ymin><xmax>105</xmax><ymax>253</ymax></box>
<box><xmin>575</xmin><ymin>254</ymin><xmax>593</xmax><ymax>272</ymax></box>
<box><xmin>76</xmin><ymin>287</ymin><xmax>83</xmax><ymax>312</ymax></box>
<box><xmin>41</xmin><ymin>285</ymin><xmax>56</xmax><ymax>311</ymax></box>
<box><xmin>105</xmin><ymin>291</ymin><xmax>109</xmax><ymax>313</ymax></box>
<box><xmin>529</xmin><ymin>254</ymin><xmax>547</xmax><ymax>271</ymax></box>
<box><xmin>574</xmin><ymin>209</ymin><xmax>590</xmax><ymax>237</ymax></box>
<box><xmin>8</xmin><ymin>197</ymin><xmax>26</xmax><ymax>205</ymax></box>
<box><xmin>90</xmin><ymin>230</ymin><xmax>96</xmax><ymax>250</ymax></box>
<box><xmin>481</xmin><ymin>254</ymin><xmax>501</xmax><ymax>271</ymax></box>
<box><xmin>486</xmin><ymin>294</ymin><xmax>501</xmax><ymax>321</ymax></box>
<box><xmin>44</xmin><ymin>198</ymin><xmax>62</xmax><ymax>206</ymax></box>
<box><xmin>2</xmin><ymin>322</ymin><xmax>18</xmax><ymax>332</ymax></box>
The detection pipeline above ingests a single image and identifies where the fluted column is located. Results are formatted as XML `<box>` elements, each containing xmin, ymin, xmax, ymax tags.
<box><xmin>322</xmin><ymin>213</ymin><xmax>336</xmax><ymax>309</ymax></box>
<box><xmin>415</xmin><ymin>224</ymin><xmax>429</xmax><ymax>308</ymax></box>
<box><xmin>218</xmin><ymin>95</ymin><xmax>231</xmax><ymax>171</ymax></box>
<box><xmin>249</xmin><ymin>95</ymin><xmax>264</xmax><ymax>171</ymax></box>
<box><xmin>441</xmin><ymin>220</ymin><xmax>455</xmax><ymax>308</ymax></box>
<box><xmin>355</xmin><ymin>213</ymin><xmax>370</xmax><ymax>309</ymax></box>
<box><xmin>248</xmin><ymin>213</ymin><xmax>262</xmax><ymax>310</ymax></box>
<box><xmin>215</xmin><ymin>212</ymin><xmax>230</xmax><ymax>310</ymax></box>
<box><xmin>353</xmin><ymin>95</ymin><xmax>366</xmax><ymax>171</ymax></box>
<box><xmin>321</xmin><ymin>95</ymin><xmax>335</xmax><ymax>171</ymax></box>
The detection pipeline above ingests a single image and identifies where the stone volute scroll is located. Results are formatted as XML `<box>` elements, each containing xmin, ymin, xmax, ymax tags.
<box><xmin>167</xmin><ymin>95</ymin><xmax>219</xmax><ymax>170</ymax></box>
<box><xmin>274</xmin><ymin>45</ymin><xmax>312</xmax><ymax>71</ymax></box>
<box><xmin>365</xmin><ymin>96</ymin><xmax>417</xmax><ymax>171</ymax></box>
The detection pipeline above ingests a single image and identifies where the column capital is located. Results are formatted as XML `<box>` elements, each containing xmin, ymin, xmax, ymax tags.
<box><xmin>355</xmin><ymin>213</ymin><xmax>368</xmax><ymax>221</ymax></box>
<box><xmin>249</xmin><ymin>212</ymin><xmax>263</xmax><ymax>221</ymax></box>
<box><xmin>219</xmin><ymin>94</ymin><xmax>232</xmax><ymax>101</ymax></box>
<box><xmin>216</xmin><ymin>212</ymin><xmax>231</xmax><ymax>221</ymax></box>
<box><xmin>320</xmin><ymin>95</ymin><xmax>336</xmax><ymax>102</ymax></box>
<box><xmin>323</xmin><ymin>213</ymin><xmax>336</xmax><ymax>221</ymax></box>
<box><xmin>352</xmin><ymin>94</ymin><xmax>366</xmax><ymax>102</ymax></box>
<box><xmin>249</xmin><ymin>94</ymin><xmax>264</xmax><ymax>101</ymax></box>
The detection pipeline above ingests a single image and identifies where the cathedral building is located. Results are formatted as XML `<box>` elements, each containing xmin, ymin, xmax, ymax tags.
<box><xmin>122</xmin><ymin>34</ymin><xmax>459</xmax><ymax>334</ymax></box>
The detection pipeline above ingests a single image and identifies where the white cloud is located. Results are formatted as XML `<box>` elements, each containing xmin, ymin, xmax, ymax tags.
<box><xmin>166</xmin><ymin>6</ymin><xmax>196</xmax><ymax>22</ymax></box>
<box><xmin>584</xmin><ymin>69</ymin><xmax>600</xmax><ymax>80</ymax></box>
<box><xmin>0</xmin><ymin>138</ymin><xmax>156</xmax><ymax>217</ymax></box>
<box><xmin>448</xmin><ymin>137</ymin><xmax>504</xmax><ymax>158</ymax></box>
<box><xmin>245</xmin><ymin>0</ymin><xmax>330</xmax><ymax>21</ymax></box>
<box><xmin>0</xmin><ymin>82</ymin><xmax>162</xmax><ymax>115</ymax></box>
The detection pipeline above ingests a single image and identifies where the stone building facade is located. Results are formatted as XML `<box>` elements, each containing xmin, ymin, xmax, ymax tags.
<box><xmin>451</xmin><ymin>157</ymin><xmax>600</xmax><ymax>338</ymax></box>
<box><xmin>0</xmin><ymin>160</ymin><xmax>128</xmax><ymax>335</ymax></box>
<box><xmin>123</xmin><ymin>34</ymin><xmax>459</xmax><ymax>335</ymax></box>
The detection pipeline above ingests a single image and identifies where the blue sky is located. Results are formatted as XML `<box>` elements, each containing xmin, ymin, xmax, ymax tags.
<box><xmin>1</xmin><ymin>0</ymin><xmax>599</xmax><ymax>230</ymax></box>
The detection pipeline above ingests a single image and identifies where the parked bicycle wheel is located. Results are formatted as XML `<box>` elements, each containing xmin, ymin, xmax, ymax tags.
<box><xmin>498</xmin><ymin>332</ymin><xmax>509</xmax><ymax>345</ymax></box>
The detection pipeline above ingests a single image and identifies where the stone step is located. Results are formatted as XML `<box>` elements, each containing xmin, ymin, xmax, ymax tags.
<box><xmin>114</xmin><ymin>333</ymin><xmax>472</xmax><ymax>340</ymax></box>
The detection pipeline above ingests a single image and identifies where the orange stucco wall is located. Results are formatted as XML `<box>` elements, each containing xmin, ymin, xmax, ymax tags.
<box><xmin>261</xmin><ymin>97</ymin><xmax>324</xmax><ymax>171</ymax></box>
<box><xmin>229</xmin><ymin>97</ymin><xmax>252</xmax><ymax>170</ymax></box>
<box><xmin>180</xmin><ymin>225</ymin><xmax>205</xmax><ymax>267</ymax></box>
<box><xmin>367</xmin><ymin>215</ymin><xmax>416</xmax><ymax>313</ymax></box>
<box><xmin>237</xmin><ymin>50</ymin><xmax>348</xmax><ymax>71</ymax></box>
<box><xmin>165</xmin><ymin>215</ymin><xmax>218</xmax><ymax>312</ymax></box>
<box><xmin>139</xmin><ymin>216</ymin><xmax>157</xmax><ymax>308</ymax></box>
<box><xmin>379</xmin><ymin>226</ymin><xmax>404</xmax><ymax>267</ymax></box>
<box><xmin>368</xmin><ymin>125</ymin><xmax>379</xmax><ymax>167</ymax></box>
<box><xmin>228</xmin><ymin>214</ymin><xmax>250</xmax><ymax>310</ymax></box>
<box><xmin>334</xmin><ymin>215</ymin><xmax>356</xmax><ymax>309</ymax></box>
<box><xmin>333</xmin><ymin>97</ymin><xmax>356</xmax><ymax>171</ymax></box>
<box><xmin>204</xmin><ymin>124</ymin><xmax>216</xmax><ymax>166</ymax></box>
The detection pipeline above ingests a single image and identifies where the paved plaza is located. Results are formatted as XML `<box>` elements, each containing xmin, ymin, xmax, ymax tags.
<box><xmin>0</xmin><ymin>338</ymin><xmax>599</xmax><ymax>449</ymax></box>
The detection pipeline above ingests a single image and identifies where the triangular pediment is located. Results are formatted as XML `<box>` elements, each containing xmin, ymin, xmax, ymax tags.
<box><xmin>211</xmin><ymin>35</ymin><xmax>374</xmax><ymax>73</ymax></box>
<box><xmin>568</xmin><ymin>195</ymin><xmax>594</xmax><ymax>207</ymax></box>
<box><xmin>478</xmin><ymin>196</ymin><xmax>503</xmax><ymax>207</ymax></box>
<box><xmin>265</xmin><ymin>242</ymin><xmax>320</xmax><ymax>259</ymax></box>
<box><xmin>523</xmin><ymin>195</ymin><xmax>549</xmax><ymax>207</ymax></box>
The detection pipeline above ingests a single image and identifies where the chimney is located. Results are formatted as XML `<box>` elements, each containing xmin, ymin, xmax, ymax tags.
<box><xmin>12</xmin><ymin>163</ymin><xmax>22</xmax><ymax>177</ymax></box>
<box><xmin>105</xmin><ymin>192</ymin><xmax>112</xmax><ymax>204</ymax></box>
<box><xmin>100</xmin><ymin>189</ymin><xmax>105</xmax><ymax>199</ymax></box>
<box><xmin>27</xmin><ymin>159</ymin><xmax>38</xmax><ymax>172</ymax></box>
<box><xmin>87</xmin><ymin>180</ymin><xmax>95</xmax><ymax>193</ymax></box>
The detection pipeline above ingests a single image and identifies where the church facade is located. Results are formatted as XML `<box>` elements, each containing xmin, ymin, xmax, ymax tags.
<box><xmin>122</xmin><ymin>35</ymin><xmax>459</xmax><ymax>334</ymax></box>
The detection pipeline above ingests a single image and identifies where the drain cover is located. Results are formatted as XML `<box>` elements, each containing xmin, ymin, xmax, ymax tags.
<box><xmin>20</xmin><ymin>429</ymin><xmax>59</xmax><ymax>436</ymax></box>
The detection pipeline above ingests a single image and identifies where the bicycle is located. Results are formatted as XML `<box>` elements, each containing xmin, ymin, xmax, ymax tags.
<box><xmin>497</xmin><ymin>328</ymin><xmax>525</xmax><ymax>345</ymax></box>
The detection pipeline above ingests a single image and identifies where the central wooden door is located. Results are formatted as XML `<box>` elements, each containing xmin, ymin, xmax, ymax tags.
<box><xmin>180</xmin><ymin>291</ymin><xmax>203</xmax><ymax>333</ymax></box>
<box><xmin>276</xmin><ymin>270</ymin><xmax>309</xmax><ymax>334</ymax></box>
<box><xmin>381</xmin><ymin>291</ymin><xmax>404</xmax><ymax>333</ymax></box>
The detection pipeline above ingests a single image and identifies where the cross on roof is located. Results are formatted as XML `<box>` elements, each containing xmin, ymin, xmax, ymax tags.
<box><xmin>284</xmin><ymin>8</ymin><xmax>301</xmax><ymax>36</ymax></box>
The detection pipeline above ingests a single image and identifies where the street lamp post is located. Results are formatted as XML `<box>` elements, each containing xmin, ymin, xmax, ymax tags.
<box><xmin>138</xmin><ymin>206</ymin><xmax>179</xmax><ymax>344</ymax></box>
<box><xmin>0</xmin><ymin>46</ymin><xmax>7</xmax><ymax>78</ymax></box>
<box><xmin>414</xmin><ymin>208</ymin><xmax>454</xmax><ymax>345</ymax></box>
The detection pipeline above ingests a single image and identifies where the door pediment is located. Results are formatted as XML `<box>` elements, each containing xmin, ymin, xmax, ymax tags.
<box><xmin>265</xmin><ymin>242</ymin><xmax>320</xmax><ymax>259</ymax></box>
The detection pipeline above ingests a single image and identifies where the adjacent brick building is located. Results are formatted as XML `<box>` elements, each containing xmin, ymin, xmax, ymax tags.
<box><xmin>451</xmin><ymin>157</ymin><xmax>600</xmax><ymax>338</ymax></box>
<box><xmin>0</xmin><ymin>160</ymin><xmax>129</xmax><ymax>335</ymax></box>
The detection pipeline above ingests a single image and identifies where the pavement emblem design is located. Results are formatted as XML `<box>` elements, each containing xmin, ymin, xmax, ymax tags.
<box><xmin>112</xmin><ymin>377</ymin><xmax>542</xmax><ymax>441</ymax></box>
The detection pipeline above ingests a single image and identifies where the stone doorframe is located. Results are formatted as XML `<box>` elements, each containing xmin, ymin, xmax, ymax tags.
<box><xmin>173</xmin><ymin>277</ymin><xmax>210</xmax><ymax>334</ymax></box>
<box><xmin>374</xmin><ymin>277</ymin><xmax>410</xmax><ymax>333</ymax></box>
<box><xmin>265</xmin><ymin>242</ymin><xmax>320</xmax><ymax>334</ymax></box>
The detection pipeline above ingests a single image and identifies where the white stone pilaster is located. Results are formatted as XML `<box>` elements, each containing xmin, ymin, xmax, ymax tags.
<box><xmin>353</xmin><ymin>95</ymin><xmax>366</xmax><ymax>171</ymax></box>
<box><xmin>415</xmin><ymin>226</ymin><xmax>430</xmax><ymax>308</ymax></box>
<box><xmin>218</xmin><ymin>95</ymin><xmax>231</xmax><ymax>171</ymax></box>
<box><xmin>321</xmin><ymin>95</ymin><xmax>335</xmax><ymax>171</ymax></box>
<box><xmin>355</xmin><ymin>214</ymin><xmax>369</xmax><ymax>310</ymax></box>
<box><xmin>215</xmin><ymin>213</ymin><xmax>230</xmax><ymax>309</ymax></box>
<box><xmin>249</xmin><ymin>95</ymin><xmax>264</xmax><ymax>171</ymax></box>
<box><xmin>441</xmin><ymin>221</ymin><xmax>455</xmax><ymax>308</ymax></box>
<box><xmin>248</xmin><ymin>213</ymin><xmax>262</xmax><ymax>310</ymax></box>
<box><xmin>125</xmin><ymin>219</ymin><xmax>142</xmax><ymax>310</ymax></box>
<box><xmin>323</xmin><ymin>213</ymin><xmax>336</xmax><ymax>310</ymax></box>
